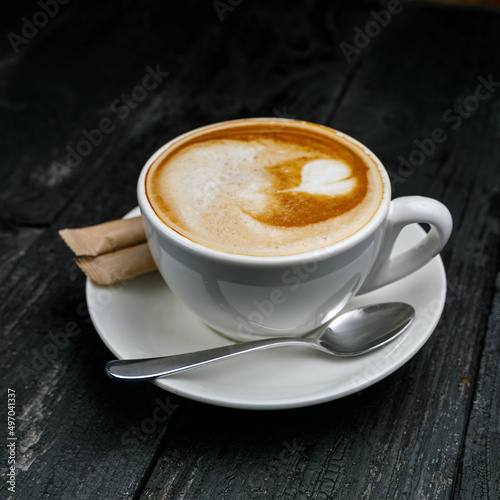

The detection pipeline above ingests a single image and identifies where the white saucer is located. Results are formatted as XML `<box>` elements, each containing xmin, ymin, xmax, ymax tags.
<box><xmin>86</xmin><ymin>209</ymin><xmax>447</xmax><ymax>410</ymax></box>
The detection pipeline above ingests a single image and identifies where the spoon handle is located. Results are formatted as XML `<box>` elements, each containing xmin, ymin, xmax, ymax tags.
<box><xmin>106</xmin><ymin>337</ymin><xmax>312</xmax><ymax>380</ymax></box>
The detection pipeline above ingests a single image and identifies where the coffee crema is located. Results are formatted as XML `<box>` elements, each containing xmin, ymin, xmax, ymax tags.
<box><xmin>145</xmin><ymin>119</ymin><xmax>385</xmax><ymax>256</ymax></box>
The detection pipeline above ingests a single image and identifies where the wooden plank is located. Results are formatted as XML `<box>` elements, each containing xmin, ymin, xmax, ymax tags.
<box><xmin>454</xmin><ymin>279</ymin><xmax>500</xmax><ymax>499</ymax></box>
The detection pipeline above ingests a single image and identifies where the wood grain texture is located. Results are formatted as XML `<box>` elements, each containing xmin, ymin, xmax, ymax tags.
<box><xmin>1</xmin><ymin>0</ymin><xmax>499</xmax><ymax>499</ymax></box>
<box><xmin>454</xmin><ymin>276</ymin><xmax>500</xmax><ymax>499</ymax></box>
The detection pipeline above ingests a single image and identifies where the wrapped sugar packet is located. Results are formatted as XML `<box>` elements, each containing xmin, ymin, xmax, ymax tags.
<box><xmin>59</xmin><ymin>217</ymin><xmax>146</xmax><ymax>256</ymax></box>
<box><xmin>59</xmin><ymin>217</ymin><xmax>157</xmax><ymax>285</ymax></box>
<box><xmin>75</xmin><ymin>243</ymin><xmax>157</xmax><ymax>286</ymax></box>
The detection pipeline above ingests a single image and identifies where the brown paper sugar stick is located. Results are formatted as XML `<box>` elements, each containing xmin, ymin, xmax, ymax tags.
<box><xmin>59</xmin><ymin>217</ymin><xmax>146</xmax><ymax>257</ymax></box>
<box><xmin>75</xmin><ymin>243</ymin><xmax>157</xmax><ymax>286</ymax></box>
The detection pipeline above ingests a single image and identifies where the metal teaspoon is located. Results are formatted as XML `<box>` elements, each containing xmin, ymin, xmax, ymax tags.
<box><xmin>105</xmin><ymin>302</ymin><xmax>414</xmax><ymax>381</ymax></box>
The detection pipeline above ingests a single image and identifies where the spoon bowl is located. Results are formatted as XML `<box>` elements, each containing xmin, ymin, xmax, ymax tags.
<box><xmin>317</xmin><ymin>302</ymin><xmax>415</xmax><ymax>355</ymax></box>
<box><xmin>106</xmin><ymin>302</ymin><xmax>414</xmax><ymax>381</ymax></box>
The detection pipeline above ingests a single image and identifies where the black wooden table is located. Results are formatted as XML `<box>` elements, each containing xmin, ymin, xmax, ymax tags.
<box><xmin>2</xmin><ymin>1</ymin><xmax>499</xmax><ymax>498</ymax></box>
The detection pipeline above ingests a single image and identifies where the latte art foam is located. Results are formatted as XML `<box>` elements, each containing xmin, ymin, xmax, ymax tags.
<box><xmin>145</xmin><ymin>120</ymin><xmax>384</xmax><ymax>256</ymax></box>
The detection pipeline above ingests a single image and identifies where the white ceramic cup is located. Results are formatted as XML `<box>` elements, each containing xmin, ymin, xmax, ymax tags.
<box><xmin>138</xmin><ymin>119</ymin><xmax>452</xmax><ymax>341</ymax></box>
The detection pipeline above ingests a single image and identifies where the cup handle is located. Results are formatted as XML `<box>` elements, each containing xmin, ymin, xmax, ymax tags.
<box><xmin>358</xmin><ymin>196</ymin><xmax>452</xmax><ymax>294</ymax></box>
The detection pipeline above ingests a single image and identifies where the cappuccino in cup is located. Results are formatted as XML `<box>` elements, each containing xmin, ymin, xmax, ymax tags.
<box><xmin>145</xmin><ymin>119</ymin><xmax>384</xmax><ymax>256</ymax></box>
<box><xmin>138</xmin><ymin>118</ymin><xmax>452</xmax><ymax>340</ymax></box>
